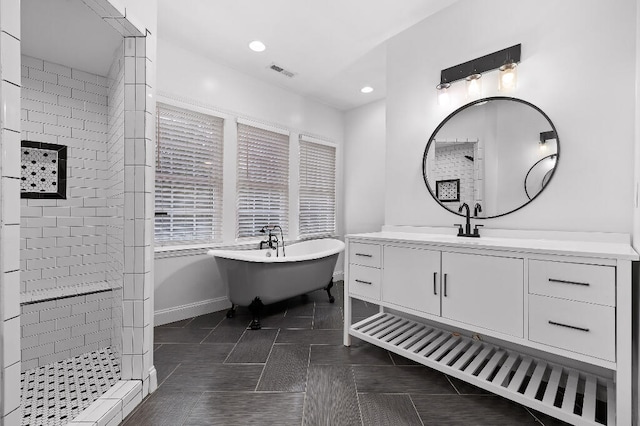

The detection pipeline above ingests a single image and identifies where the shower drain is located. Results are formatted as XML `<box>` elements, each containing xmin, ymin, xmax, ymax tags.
<box><xmin>20</xmin><ymin>347</ymin><xmax>121</xmax><ymax>426</ymax></box>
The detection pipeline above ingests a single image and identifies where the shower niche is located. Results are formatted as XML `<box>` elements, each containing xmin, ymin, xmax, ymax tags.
<box><xmin>13</xmin><ymin>0</ymin><xmax>157</xmax><ymax>424</ymax></box>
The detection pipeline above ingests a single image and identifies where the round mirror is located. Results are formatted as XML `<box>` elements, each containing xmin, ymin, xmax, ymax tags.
<box><xmin>422</xmin><ymin>97</ymin><xmax>559</xmax><ymax>219</ymax></box>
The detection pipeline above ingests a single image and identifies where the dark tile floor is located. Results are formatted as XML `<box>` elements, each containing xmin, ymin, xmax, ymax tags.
<box><xmin>123</xmin><ymin>282</ymin><xmax>569</xmax><ymax>426</ymax></box>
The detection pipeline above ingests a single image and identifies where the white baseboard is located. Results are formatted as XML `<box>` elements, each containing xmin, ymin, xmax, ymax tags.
<box><xmin>154</xmin><ymin>297</ymin><xmax>231</xmax><ymax>326</ymax></box>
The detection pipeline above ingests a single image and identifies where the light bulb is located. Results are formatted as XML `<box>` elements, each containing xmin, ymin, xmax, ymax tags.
<box><xmin>539</xmin><ymin>142</ymin><xmax>548</xmax><ymax>152</ymax></box>
<box><xmin>465</xmin><ymin>74</ymin><xmax>482</xmax><ymax>99</ymax></box>
<box><xmin>360</xmin><ymin>86</ymin><xmax>374</xmax><ymax>94</ymax></box>
<box><xmin>436</xmin><ymin>83</ymin><xmax>450</xmax><ymax>106</ymax></box>
<box><xmin>499</xmin><ymin>62</ymin><xmax>517</xmax><ymax>91</ymax></box>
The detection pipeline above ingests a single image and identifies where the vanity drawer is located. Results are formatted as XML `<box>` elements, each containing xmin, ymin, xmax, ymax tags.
<box><xmin>529</xmin><ymin>260</ymin><xmax>615</xmax><ymax>306</ymax></box>
<box><xmin>349</xmin><ymin>264</ymin><xmax>381</xmax><ymax>301</ymax></box>
<box><xmin>529</xmin><ymin>294</ymin><xmax>615</xmax><ymax>361</ymax></box>
<box><xmin>349</xmin><ymin>242</ymin><xmax>381</xmax><ymax>268</ymax></box>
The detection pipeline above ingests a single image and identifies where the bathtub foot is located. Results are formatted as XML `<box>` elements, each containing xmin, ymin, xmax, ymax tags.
<box><xmin>248</xmin><ymin>297</ymin><xmax>264</xmax><ymax>330</ymax></box>
<box><xmin>325</xmin><ymin>279</ymin><xmax>335</xmax><ymax>303</ymax></box>
<box><xmin>226</xmin><ymin>305</ymin><xmax>236</xmax><ymax>318</ymax></box>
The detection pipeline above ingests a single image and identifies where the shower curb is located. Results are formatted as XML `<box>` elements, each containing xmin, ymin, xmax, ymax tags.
<box><xmin>66</xmin><ymin>380</ymin><xmax>143</xmax><ymax>426</ymax></box>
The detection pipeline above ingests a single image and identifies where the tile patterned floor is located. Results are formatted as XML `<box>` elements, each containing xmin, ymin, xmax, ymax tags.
<box><xmin>124</xmin><ymin>282</ymin><xmax>569</xmax><ymax>426</ymax></box>
<box><xmin>21</xmin><ymin>347</ymin><xmax>120</xmax><ymax>426</ymax></box>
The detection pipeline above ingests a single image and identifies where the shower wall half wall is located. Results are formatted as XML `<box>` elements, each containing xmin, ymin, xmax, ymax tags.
<box><xmin>19</xmin><ymin>53</ymin><xmax>124</xmax><ymax>371</ymax></box>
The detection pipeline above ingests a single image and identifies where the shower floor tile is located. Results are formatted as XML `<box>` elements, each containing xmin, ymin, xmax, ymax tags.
<box><xmin>20</xmin><ymin>347</ymin><xmax>120</xmax><ymax>426</ymax></box>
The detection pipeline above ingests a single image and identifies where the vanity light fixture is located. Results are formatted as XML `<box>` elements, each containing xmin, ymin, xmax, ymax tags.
<box><xmin>465</xmin><ymin>74</ymin><xmax>482</xmax><ymax>99</ymax></box>
<box><xmin>361</xmin><ymin>86</ymin><xmax>374</xmax><ymax>94</ymax></box>
<box><xmin>436</xmin><ymin>44</ymin><xmax>521</xmax><ymax>105</ymax></box>
<box><xmin>436</xmin><ymin>83</ymin><xmax>451</xmax><ymax>106</ymax></box>
<box><xmin>249</xmin><ymin>40</ymin><xmax>266</xmax><ymax>52</ymax></box>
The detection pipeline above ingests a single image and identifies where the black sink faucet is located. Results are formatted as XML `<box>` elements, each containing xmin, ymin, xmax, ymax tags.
<box><xmin>458</xmin><ymin>203</ymin><xmax>472</xmax><ymax>236</ymax></box>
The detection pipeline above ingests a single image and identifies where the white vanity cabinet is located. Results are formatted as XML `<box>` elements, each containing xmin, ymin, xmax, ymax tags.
<box><xmin>441</xmin><ymin>252</ymin><xmax>523</xmax><ymax>338</ymax></box>
<box><xmin>382</xmin><ymin>245</ymin><xmax>440</xmax><ymax>315</ymax></box>
<box><xmin>343</xmin><ymin>230</ymin><xmax>638</xmax><ymax>426</ymax></box>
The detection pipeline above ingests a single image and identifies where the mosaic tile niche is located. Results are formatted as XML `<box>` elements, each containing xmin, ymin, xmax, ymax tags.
<box><xmin>20</xmin><ymin>141</ymin><xmax>67</xmax><ymax>199</ymax></box>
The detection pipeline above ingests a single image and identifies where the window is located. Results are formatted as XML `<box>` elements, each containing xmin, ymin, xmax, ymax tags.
<box><xmin>236</xmin><ymin>122</ymin><xmax>289</xmax><ymax>238</ymax></box>
<box><xmin>155</xmin><ymin>103</ymin><xmax>224</xmax><ymax>245</ymax></box>
<box><xmin>299</xmin><ymin>137</ymin><xmax>336</xmax><ymax>237</ymax></box>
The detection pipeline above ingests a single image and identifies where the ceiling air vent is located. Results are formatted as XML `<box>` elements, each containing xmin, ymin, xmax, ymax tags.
<box><xmin>269</xmin><ymin>63</ymin><xmax>296</xmax><ymax>78</ymax></box>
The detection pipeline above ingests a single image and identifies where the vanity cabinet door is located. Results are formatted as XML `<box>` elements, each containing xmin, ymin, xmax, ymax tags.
<box><xmin>441</xmin><ymin>252</ymin><xmax>524</xmax><ymax>338</ymax></box>
<box><xmin>382</xmin><ymin>245</ymin><xmax>441</xmax><ymax>315</ymax></box>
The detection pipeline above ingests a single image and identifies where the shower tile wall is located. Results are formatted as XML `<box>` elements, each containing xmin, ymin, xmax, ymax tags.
<box><xmin>1</xmin><ymin>0</ymin><xmax>24</xmax><ymax>422</ymax></box>
<box><xmin>19</xmin><ymin>55</ymin><xmax>123</xmax><ymax>370</ymax></box>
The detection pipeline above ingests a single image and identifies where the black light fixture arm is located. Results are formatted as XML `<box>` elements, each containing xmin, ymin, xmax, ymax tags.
<box><xmin>440</xmin><ymin>44</ymin><xmax>521</xmax><ymax>85</ymax></box>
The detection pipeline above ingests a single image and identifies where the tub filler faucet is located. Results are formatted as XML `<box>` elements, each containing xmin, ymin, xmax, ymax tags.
<box><xmin>259</xmin><ymin>225</ymin><xmax>286</xmax><ymax>257</ymax></box>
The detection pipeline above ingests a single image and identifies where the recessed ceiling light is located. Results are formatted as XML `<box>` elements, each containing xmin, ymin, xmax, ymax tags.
<box><xmin>361</xmin><ymin>86</ymin><xmax>374</xmax><ymax>94</ymax></box>
<box><xmin>249</xmin><ymin>40</ymin><xmax>266</xmax><ymax>52</ymax></box>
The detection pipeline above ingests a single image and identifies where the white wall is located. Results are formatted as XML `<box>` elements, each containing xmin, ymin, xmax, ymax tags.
<box><xmin>344</xmin><ymin>99</ymin><xmax>386</xmax><ymax>235</ymax></box>
<box><xmin>154</xmin><ymin>39</ymin><xmax>345</xmax><ymax>323</ymax></box>
<box><xmin>385</xmin><ymin>0</ymin><xmax>637</xmax><ymax>233</ymax></box>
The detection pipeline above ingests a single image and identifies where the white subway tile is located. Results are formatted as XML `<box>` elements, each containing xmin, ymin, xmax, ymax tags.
<box><xmin>56</xmin><ymin>313</ymin><xmax>86</xmax><ymax>330</ymax></box>
<box><xmin>22</xmin><ymin>319</ymin><xmax>55</xmax><ymax>337</ymax></box>
<box><xmin>21</xmin><ymin>98</ymin><xmax>44</xmax><ymax>112</ymax></box>
<box><xmin>58</xmin><ymin>116</ymin><xmax>84</xmax><ymax>129</ymax></box>
<box><xmin>2</xmin><ymin>271</ymin><xmax>20</xmax><ymax>320</ymax></box>
<box><xmin>26</xmin><ymin>257</ymin><xmax>55</xmax><ymax>270</ymax></box>
<box><xmin>40</xmin><ymin>305</ymin><xmax>72</xmax><ymax>321</ymax></box>
<box><xmin>42</xmin><ymin>246</ymin><xmax>71</xmax><ymax>257</ymax></box>
<box><xmin>58</xmin><ymin>75</ymin><xmax>85</xmax><ymax>90</ymax></box>
<box><xmin>43</xmin><ymin>61</ymin><xmax>72</xmax><ymax>78</ymax></box>
<box><xmin>55</xmin><ymin>335</ymin><xmax>85</xmax><ymax>353</ymax></box>
<box><xmin>2</xmin><ymin>178</ymin><xmax>20</xmax><ymax>224</ymax></box>
<box><xmin>58</xmin><ymin>96</ymin><xmax>85</xmax><ymax>110</ymax></box>
<box><xmin>43</xmin><ymin>123</ymin><xmax>72</xmax><ymax>137</ymax></box>
<box><xmin>72</xmin><ymin>69</ymin><xmax>99</xmax><ymax>84</ymax></box>
<box><xmin>21</xmin><ymin>76</ymin><xmax>44</xmax><ymax>91</ymax></box>
<box><xmin>1</xmin><ymin>130</ymin><xmax>20</xmax><ymax>178</ymax></box>
<box><xmin>28</xmin><ymin>67</ymin><xmax>57</xmax><ymax>84</ymax></box>
<box><xmin>2</xmin><ymin>225</ymin><xmax>20</xmax><ymax>271</ymax></box>
<box><xmin>3</xmin><ymin>316</ymin><xmax>20</xmax><ymax>366</ymax></box>
<box><xmin>3</xmin><ymin>362</ymin><xmax>21</xmax><ymax>415</ymax></box>
<box><xmin>20</xmin><ymin>119</ymin><xmax>44</xmax><ymax>133</ymax></box>
<box><xmin>21</xmin><ymin>333</ymin><xmax>39</xmax><ymax>350</ymax></box>
<box><xmin>43</xmin><ymin>81</ymin><xmax>72</xmax><ymax>97</ymax></box>
<box><xmin>1</xmin><ymin>0</ymin><xmax>21</xmax><ymax>39</ymax></box>
<box><xmin>2</xmin><ymin>82</ymin><xmax>21</xmax><ymax>131</ymax></box>
<box><xmin>28</xmin><ymin>110</ymin><xmax>57</xmax><ymax>125</ymax></box>
<box><xmin>39</xmin><ymin>328</ymin><xmax>71</xmax><ymax>345</ymax></box>
<box><xmin>1</xmin><ymin>32</ymin><xmax>21</xmax><ymax>85</ymax></box>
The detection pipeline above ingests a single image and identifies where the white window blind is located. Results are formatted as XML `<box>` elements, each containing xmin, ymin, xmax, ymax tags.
<box><xmin>236</xmin><ymin>123</ymin><xmax>289</xmax><ymax>238</ymax></box>
<box><xmin>155</xmin><ymin>103</ymin><xmax>224</xmax><ymax>245</ymax></box>
<box><xmin>299</xmin><ymin>138</ymin><xmax>336</xmax><ymax>237</ymax></box>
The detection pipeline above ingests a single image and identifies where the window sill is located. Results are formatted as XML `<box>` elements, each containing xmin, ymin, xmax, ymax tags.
<box><xmin>154</xmin><ymin>235</ymin><xmax>340</xmax><ymax>259</ymax></box>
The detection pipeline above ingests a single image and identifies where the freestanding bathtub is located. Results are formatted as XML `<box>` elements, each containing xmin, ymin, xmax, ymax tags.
<box><xmin>208</xmin><ymin>238</ymin><xmax>345</xmax><ymax>329</ymax></box>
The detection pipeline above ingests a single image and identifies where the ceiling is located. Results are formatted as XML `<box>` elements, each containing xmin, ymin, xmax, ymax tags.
<box><xmin>21</xmin><ymin>0</ymin><xmax>123</xmax><ymax>77</ymax></box>
<box><xmin>20</xmin><ymin>0</ymin><xmax>457</xmax><ymax>111</ymax></box>
<box><xmin>157</xmin><ymin>0</ymin><xmax>457</xmax><ymax>111</ymax></box>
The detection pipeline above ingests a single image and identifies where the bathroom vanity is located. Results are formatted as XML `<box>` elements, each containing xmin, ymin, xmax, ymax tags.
<box><xmin>343</xmin><ymin>227</ymin><xmax>638</xmax><ymax>426</ymax></box>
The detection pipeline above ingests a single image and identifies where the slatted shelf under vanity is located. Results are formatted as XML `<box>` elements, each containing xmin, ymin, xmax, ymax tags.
<box><xmin>351</xmin><ymin>313</ymin><xmax>614</xmax><ymax>426</ymax></box>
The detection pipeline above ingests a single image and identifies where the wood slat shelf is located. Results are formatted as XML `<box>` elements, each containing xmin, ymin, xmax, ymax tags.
<box><xmin>350</xmin><ymin>313</ymin><xmax>613</xmax><ymax>426</ymax></box>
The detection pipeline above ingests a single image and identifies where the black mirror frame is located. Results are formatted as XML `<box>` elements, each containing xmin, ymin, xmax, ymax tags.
<box><xmin>422</xmin><ymin>96</ymin><xmax>560</xmax><ymax>219</ymax></box>
<box><xmin>524</xmin><ymin>153</ymin><xmax>558</xmax><ymax>201</ymax></box>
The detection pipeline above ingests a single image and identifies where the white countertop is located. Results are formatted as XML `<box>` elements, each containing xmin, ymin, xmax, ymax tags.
<box><xmin>346</xmin><ymin>231</ymin><xmax>639</xmax><ymax>261</ymax></box>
